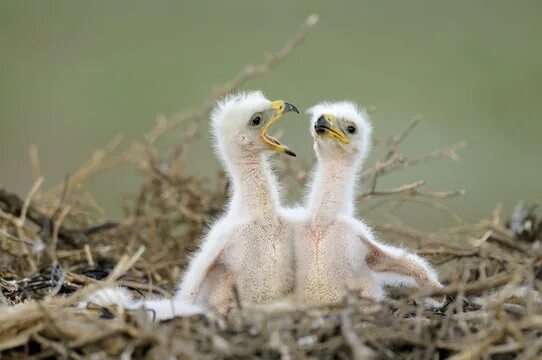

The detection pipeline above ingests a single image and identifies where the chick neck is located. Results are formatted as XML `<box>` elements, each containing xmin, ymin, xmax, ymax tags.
<box><xmin>224</xmin><ymin>150</ymin><xmax>280</xmax><ymax>220</ymax></box>
<box><xmin>307</xmin><ymin>156</ymin><xmax>361</xmax><ymax>226</ymax></box>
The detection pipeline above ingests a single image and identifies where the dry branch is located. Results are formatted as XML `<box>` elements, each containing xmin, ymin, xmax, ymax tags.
<box><xmin>0</xmin><ymin>187</ymin><xmax>118</xmax><ymax>248</ymax></box>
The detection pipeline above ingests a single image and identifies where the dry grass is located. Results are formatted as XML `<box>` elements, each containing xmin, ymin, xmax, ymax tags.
<box><xmin>1</xmin><ymin>14</ymin><xmax>542</xmax><ymax>359</ymax></box>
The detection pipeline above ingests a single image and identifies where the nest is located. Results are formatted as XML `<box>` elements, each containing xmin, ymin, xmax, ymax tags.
<box><xmin>2</xmin><ymin>15</ymin><xmax>542</xmax><ymax>359</ymax></box>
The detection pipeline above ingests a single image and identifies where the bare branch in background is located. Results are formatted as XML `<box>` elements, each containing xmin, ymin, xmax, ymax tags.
<box><xmin>0</xmin><ymin>187</ymin><xmax>118</xmax><ymax>249</ymax></box>
<box><xmin>145</xmin><ymin>14</ymin><xmax>320</xmax><ymax>144</ymax></box>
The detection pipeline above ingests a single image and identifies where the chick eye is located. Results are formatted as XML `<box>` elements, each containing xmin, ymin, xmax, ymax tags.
<box><xmin>347</xmin><ymin>125</ymin><xmax>357</xmax><ymax>134</ymax></box>
<box><xmin>250</xmin><ymin>116</ymin><xmax>262</xmax><ymax>126</ymax></box>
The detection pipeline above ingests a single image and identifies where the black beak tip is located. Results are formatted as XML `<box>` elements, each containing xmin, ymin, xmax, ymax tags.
<box><xmin>285</xmin><ymin>149</ymin><xmax>297</xmax><ymax>157</ymax></box>
<box><xmin>315</xmin><ymin>115</ymin><xmax>329</xmax><ymax>134</ymax></box>
<box><xmin>316</xmin><ymin>115</ymin><xmax>327</xmax><ymax>126</ymax></box>
<box><xmin>285</xmin><ymin>102</ymin><xmax>300</xmax><ymax>114</ymax></box>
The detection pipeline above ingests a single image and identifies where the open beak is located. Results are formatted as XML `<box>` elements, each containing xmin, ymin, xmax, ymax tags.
<box><xmin>314</xmin><ymin>114</ymin><xmax>350</xmax><ymax>144</ymax></box>
<box><xmin>259</xmin><ymin>100</ymin><xmax>299</xmax><ymax>157</ymax></box>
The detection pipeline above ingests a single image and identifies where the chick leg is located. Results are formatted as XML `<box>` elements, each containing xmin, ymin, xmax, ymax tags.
<box><xmin>357</xmin><ymin>272</ymin><xmax>384</xmax><ymax>301</ymax></box>
<box><xmin>197</xmin><ymin>262</ymin><xmax>237</xmax><ymax>318</ymax></box>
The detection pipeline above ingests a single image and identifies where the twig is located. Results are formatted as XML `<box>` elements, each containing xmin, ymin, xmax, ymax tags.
<box><xmin>50</xmin><ymin>205</ymin><xmax>71</xmax><ymax>262</ymax></box>
<box><xmin>361</xmin><ymin>181</ymin><xmax>464</xmax><ymax>201</ymax></box>
<box><xmin>361</xmin><ymin>141</ymin><xmax>466</xmax><ymax>182</ymax></box>
<box><xmin>360</xmin><ymin>180</ymin><xmax>425</xmax><ymax>199</ymax></box>
<box><xmin>341</xmin><ymin>307</ymin><xmax>376</xmax><ymax>359</ymax></box>
<box><xmin>29</xmin><ymin>145</ymin><xmax>43</xmax><ymax>189</ymax></box>
<box><xmin>106</xmin><ymin>246</ymin><xmax>146</xmax><ymax>282</ymax></box>
<box><xmin>383</xmin><ymin>117</ymin><xmax>422</xmax><ymax>160</ymax></box>
<box><xmin>411</xmin><ymin>272</ymin><xmax>512</xmax><ymax>299</ymax></box>
<box><xmin>448</xmin><ymin>330</ymin><xmax>505</xmax><ymax>360</ymax></box>
<box><xmin>372</xmin><ymin>223</ymin><xmax>440</xmax><ymax>243</ymax></box>
<box><xmin>0</xmin><ymin>187</ymin><xmax>118</xmax><ymax>247</ymax></box>
<box><xmin>19</xmin><ymin>177</ymin><xmax>44</xmax><ymax>229</ymax></box>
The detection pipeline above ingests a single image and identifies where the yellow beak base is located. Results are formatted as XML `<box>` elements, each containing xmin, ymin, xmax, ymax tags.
<box><xmin>314</xmin><ymin>114</ymin><xmax>350</xmax><ymax>144</ymax></box>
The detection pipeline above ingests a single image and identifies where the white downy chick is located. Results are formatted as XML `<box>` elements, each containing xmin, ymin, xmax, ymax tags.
<box><xmin>295</xmin><ymin>101</ymin><xmax>443</xmax><ymax>307</ymax></box>
<box><xmin>86</xmin><ymin>91</ymin><xmax>300</xmax><ymax>319</ymax></box>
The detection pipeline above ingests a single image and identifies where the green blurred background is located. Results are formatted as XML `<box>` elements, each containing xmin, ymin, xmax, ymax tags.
<box><xmin>1</xmin><ymin>1</ymin><xmax>541</xmax><ymax>226</ymax></box>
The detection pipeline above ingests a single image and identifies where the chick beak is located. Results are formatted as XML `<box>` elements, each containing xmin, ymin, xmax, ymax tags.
<box><xmin>282</xmin><ymin>102</ymin><xmax>300</xmax><ymax>115</ymax></box>
<box><xmin>314</xmin><ymin>115</ymin><xmax>350</xmax><ymax>144</ymax></box>
<box><xmin>260</xmin><ymin>100</ymin><xmax>299</xmax><ymax>157</ymax></box>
